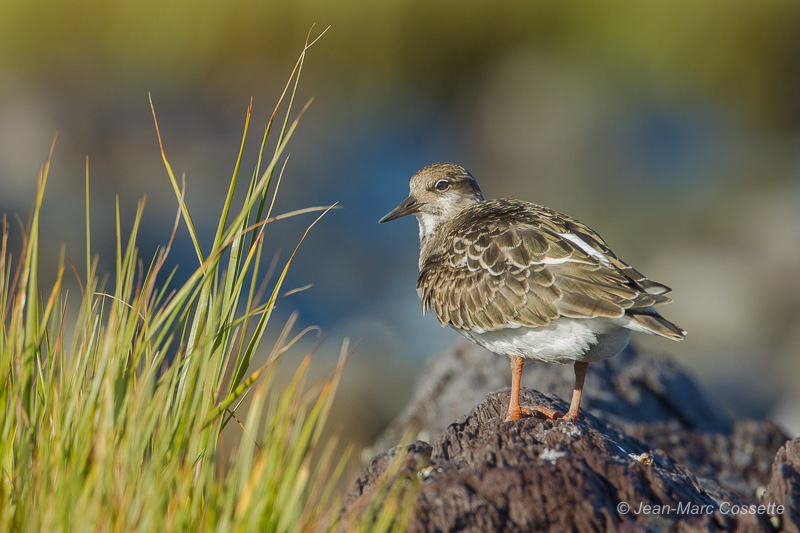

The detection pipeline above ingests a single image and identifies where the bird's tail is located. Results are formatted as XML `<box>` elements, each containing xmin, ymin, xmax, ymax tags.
<box><xmin>621</xmin><ymin>308</ymin><xmax>686</xmax><ymax>341</ymax></box>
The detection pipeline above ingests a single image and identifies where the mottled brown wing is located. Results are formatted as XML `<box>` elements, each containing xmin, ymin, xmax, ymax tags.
<box><xmin>532</xmin><ymin>207</ymin><xmax>674</xmax><ymax>306</ymax></box>
<box><xmin>417</xmin><ymin>208</ymin><xmax>673</xmax><ymax>333</ymax></box>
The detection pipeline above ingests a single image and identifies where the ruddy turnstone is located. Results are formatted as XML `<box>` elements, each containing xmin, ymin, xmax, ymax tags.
<box><xmin>380</xmin><ymin>162</ymin><xmax>686</xmax><ymax>423</ymax></box>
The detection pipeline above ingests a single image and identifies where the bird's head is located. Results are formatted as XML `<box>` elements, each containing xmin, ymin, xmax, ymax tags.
<box><xmin>379</xmin><ymin>162</ymin><xmax>485</xmax><ymax>241</ymax></box>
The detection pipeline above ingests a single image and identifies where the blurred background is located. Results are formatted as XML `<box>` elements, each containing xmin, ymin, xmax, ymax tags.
<box><xmin>1</xmin><ymin>1</ymin><xmax>799</xmax><ymax>450</ymax></box>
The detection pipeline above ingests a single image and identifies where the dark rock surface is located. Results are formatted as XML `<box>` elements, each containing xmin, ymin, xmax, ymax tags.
<box><xmin>343</xmin><ymin>341</ymin><xmax>797</xmax><ymax>531</ymax></box>
<box><xmin>370</xmin><ymin>340</ymin><xmax>733</xmax><ymax>455</ymax></box>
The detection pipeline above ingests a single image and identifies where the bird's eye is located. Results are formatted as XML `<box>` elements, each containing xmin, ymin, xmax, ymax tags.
<box><xmin>435</xmin><ymin>179</ymin><xmax>450</xmax><ymax>192</ymax></box>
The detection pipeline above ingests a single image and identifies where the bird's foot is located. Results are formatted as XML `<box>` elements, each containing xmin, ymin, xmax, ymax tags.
<box><xmin>504</xmin><ymin>405</ymin><xmax>532</xmax><ymax>422</ymax></box>
<box><xmin>505</xmin><ymin>404</ymin><xmax>580</xmax><ymax>424</ymax></box>
<box><xmin>530</xmin><ymin>405</ymin><xmax>564</xmax><ymax>421</ymax></box>
<box><xmin>505</xmin><ymin>404</ymin><xmax>565</xmax><ymax>422</ymax></box>
<box><xmin>560</xmin><ymin>409</ymin><xmax>580</xmax><ymax>424</ymax></box>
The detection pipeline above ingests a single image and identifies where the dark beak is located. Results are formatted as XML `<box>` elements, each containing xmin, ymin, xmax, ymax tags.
<box><xmin>379</xmin><ymin>195</ymin><xmax>420</xmax><ymax>223</ymax></box>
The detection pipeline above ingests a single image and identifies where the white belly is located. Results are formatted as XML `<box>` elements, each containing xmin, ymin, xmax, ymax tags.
<box><xmin>458</xmin><ymin>317</ymin><xmax>631</xmax><ymax>364</ymax></box>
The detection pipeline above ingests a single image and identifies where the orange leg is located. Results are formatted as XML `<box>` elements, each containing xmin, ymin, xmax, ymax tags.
<box><xmin>504</xmin><ymin>358</ymin><xmax>589</xmax><ymax>423</ymax></box>
<box><xmin>563</xmin><ymin>361</ymin><xmax>589</xmax><ymax>423</ymax></box>
<box><xmin>504</xmin><ymin>356</ymin><xmax>561</xmax><ymax>421</ymax></box>
<box><xmin>504</xmin><ymin>356</ymin><xmax>528</xmax><ymax>421</ymax></box>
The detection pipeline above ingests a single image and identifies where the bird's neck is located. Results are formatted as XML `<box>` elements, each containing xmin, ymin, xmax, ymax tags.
<box><xmin>416</xmin><ymin>217</ymin><xmax>449</xmax><ymax>269</ymax></box>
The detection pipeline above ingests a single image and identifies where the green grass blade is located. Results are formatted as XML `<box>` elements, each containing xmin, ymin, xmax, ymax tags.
<box><xmin>0</xmin><ymin>29</ymin><xmax>385</xmax><ymax>533</ymax></box>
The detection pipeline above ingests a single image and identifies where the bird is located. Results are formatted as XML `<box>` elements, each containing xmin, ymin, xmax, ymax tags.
<box><xmin>379</xmin><ymin>162</ymin><xmax>686</xmax><ymax>424</ymax></box>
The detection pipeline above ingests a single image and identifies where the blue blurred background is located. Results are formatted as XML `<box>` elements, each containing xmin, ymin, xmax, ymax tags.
<box><xmin>1</xmin><ymin>1</ymin><xmax>799</xmax><ymax>446</ymax></box>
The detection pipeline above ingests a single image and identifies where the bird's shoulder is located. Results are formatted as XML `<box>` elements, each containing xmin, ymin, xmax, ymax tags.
<box><xmin>434</xmin><ymin>198</ymin><xmax>614</xmax><ymax>269</ymax></box>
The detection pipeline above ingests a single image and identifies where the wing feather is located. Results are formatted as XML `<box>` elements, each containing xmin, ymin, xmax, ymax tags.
<box><xmin>417</xmin><ymin>199</ymin><xmax>678</xmax><ymax>335</ymax></box>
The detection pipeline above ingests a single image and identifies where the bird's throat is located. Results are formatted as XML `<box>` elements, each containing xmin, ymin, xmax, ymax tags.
<box><xmin>415</xmin><ymin>212</ymin><xmax>442</xmax><ymax>242</ymax></box>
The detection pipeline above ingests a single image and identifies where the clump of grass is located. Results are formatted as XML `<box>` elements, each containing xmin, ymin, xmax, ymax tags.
<box><xmin>351</xmin><ymin>443</ymin><xmax>427</xmax><ymax>533</ymax></box>
<box><xmin>0</xmin><ymin>31</ymin><xmax>353</xmax><ymax>532</ymax></box>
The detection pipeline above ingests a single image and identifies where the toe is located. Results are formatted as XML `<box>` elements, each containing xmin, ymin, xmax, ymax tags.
<box><xmin>530</xmin><ymin>405</ymin><xmax>562</xmax><ymax>420</ymax></box>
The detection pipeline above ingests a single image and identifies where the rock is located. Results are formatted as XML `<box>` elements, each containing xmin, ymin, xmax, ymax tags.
<box><xmin>762</xmin><ymin>438</ymin><xmax>800</xmax><ymax>532</ymax></box>
<box><xmin>339</xmin><ymin>440</ymin><xmax>433</xmax><ymax>525</ymax></box>
<box><xmin>344</xmin><ymin>341</ymin><xmax>795</xmax><ymax>531</ymax></box>
<box><xmin>370</xmin><ymin>340</ymin><xmax>732</xmax><ymax>455</ymax></box>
